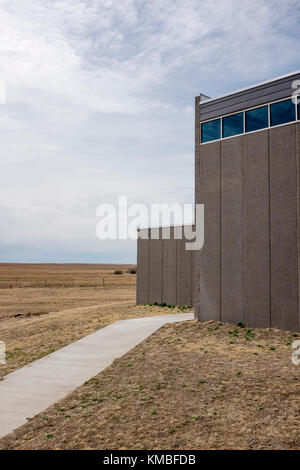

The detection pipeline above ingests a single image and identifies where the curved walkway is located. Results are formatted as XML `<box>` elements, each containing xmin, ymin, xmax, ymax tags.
<box><xmin>0</xmin><ymin>313</ymin><xmax>193</xmax><ymax>438</ymax></box>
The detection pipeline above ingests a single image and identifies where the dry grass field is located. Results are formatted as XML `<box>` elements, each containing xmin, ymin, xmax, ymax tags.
<box><xmin>0</xmin><ymin>293</ymin><xmax>187</xmax><ymax>380</ymax></box>
<box><xmin>0</xmin><ymin>263</ymin><xmax>136</xmax><ymax>289</ymax></box>
<box><xmin>0</xmin><ymin>263</ymin><xmax>136</xmax><ymax>320</ymax></box>
<box><xmin>1</xmin><ymin>263</ymin><xmax>299</xmax><ymax>450</ymax></box>
<box><xmin>0</xmin><ymin>285</ymin><xmax>136</xmax><ymax>320</ymax></box>
<box><xmin>0</xmin><ymin>263</ymin><xmax>189</xmax><ymax>379</ymax></box>
<box><xmin>1</xmin><ymin>320</ymin><xmax>299</xmax><ymax>450</ymax></box>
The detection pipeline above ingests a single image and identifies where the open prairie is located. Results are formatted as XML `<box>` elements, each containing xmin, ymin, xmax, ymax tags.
<box><xmin>0</xmin><ymin>263</ymin><xmax>135</xmax><ymax>377</ymax></box>
<box><xmin>0</xmin><ymin>263</ymin><xmax>137</xmax><ymax>320</ymax></box>
<box><xmin>0</xmin><ymin>263</ymin><xmax>190</xmax><ymax>379</ymax></box>
<box><xmin>0</xmin><ymin>263</ymin><xmax>136</xmax><ymax>289</ymax></box>
<box><xmin>0</xmin><ymin>263</ymin><xmax>299</xmax><ymax>450</ymax></box>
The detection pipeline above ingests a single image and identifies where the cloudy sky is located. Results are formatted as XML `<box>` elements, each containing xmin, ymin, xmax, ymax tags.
<box><xmin>0</xmin><ymin>0</ymin><xmax>299</xmax><ymax>263</ymax></box>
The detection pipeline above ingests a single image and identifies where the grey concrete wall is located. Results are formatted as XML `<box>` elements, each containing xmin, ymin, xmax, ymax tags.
<box><xmin>269</xmin><ymin>125</ymin><xmax>299</xmax><ymax>331</ymax></box>
<box><xmin>194</xmin><ymin>96</ymin><xmax>201</xmax><ymax>316</ymax></box>
<box><xmin>136</xmin><ymin>226</ymin><xmax>194</xmax><ymax>306</ymax></box>
<box><xmin>177</xmin><ymin>236</ymin><xmax>193</xmax><ymax>307</ymax></box>
<box><xmin>136</xmin><ymin>229</ymin><xmax>150</xmax><ymax>305</ymax></box>
<box><xmin>195</xmin><ymin>119</ymin><xmax>300</xmax><ymax>332</ymax></box>
<box><xmin>221</xmin><ymin>137</ymin><xmax>244</xmax><ymax>325</ymax></box>
<box><xmin>148</xmin><ymin>230</ymin><xmax>163</xmax><ymax>305</ymax></box>
<box><xmin>244</xmin><ymin>130</ymin><xmax>270</xmax><ymax>328</ymax></box>
<box><xmin>162</xmin><ymin>227</ymin><xmax>177</xmax><ymax>306</ymax></box>
<box><xmin>198</xmin><ymin>140</ymin><xmax>221</xmax><ymax>321</ymax></box>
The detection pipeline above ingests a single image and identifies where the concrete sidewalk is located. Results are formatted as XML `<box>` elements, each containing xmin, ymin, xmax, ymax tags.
<box><xmin>0</xmin><ymin>313</ymin><xmax>193</xmax><ymax>439</ymax></box>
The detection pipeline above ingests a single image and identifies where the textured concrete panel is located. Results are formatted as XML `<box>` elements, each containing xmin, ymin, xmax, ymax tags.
<box><xmin>270</xmin><ymin>124</ymin><xmax>299</xmax><ymax>331</ymax></box>
<box><xmin>137</xmin><ymin>225</ymin><xmax>194</xmax><ymax>307</ymax></box>
<box><xmin>194</xmin><ymin>96</ymin><xmax>201</xmax><ymax>317</ymax></box>
<box><xmin>198</xmin><ymin>141</ymin><xmax>221</xmax><ymax>321</ymax></box>
<box><xmin>136</xmin><ymin>229</ymin><xmax>150</xmax><ymax>305</ymax></box>
<box><xmin>195</xmin><ymin>96</ymin><xmax>201</xmax><ymax>208</ymax></box>
<box><xmin>162</xmin><ymin>226</ymin><xmax>177</xmax><ymax>306</ymax></box>
<box><xmin>191</xmin><ymin>246</ymin><xmax>194</xmax><ymax>307</ymax></box>
<box><xmin>297</xmin><ymin>123</ymin><xmax>300</xmax><ymax>332</ymax></box>
<box><xmin>149</xmin><ymin>228</ymin><xmax>163</xmax><ymax>304</ymax></box>
<box><xmin>244</xmin><ymin>130</ymin><xmax>271</xmax><ymax>328</ymax></box>
<box><xmin>177</xmin><ymin>235</ymin><xmax>193</xmax><ymax>307</ymax></box>
<box><xmin>221</xmin><ymin>137</ymin><xmax>244</xmax><ymax>325</ymax></box>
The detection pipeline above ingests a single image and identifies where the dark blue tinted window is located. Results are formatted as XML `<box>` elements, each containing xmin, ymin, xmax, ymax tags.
<box><xmin>245</xmin><ymin>106</ymin><xmax>268</xmax><ymax>133</ymax></box>
<box><xmin>270</xmin><ymin>99</ymin><xmax>296</xmax><ymax>127</ymax></box>
<box><xmin>222</xmin><ymin>113</ymin><xmax>244</xmax><ymax>138</ymax></box>
<box><xmin>201</xmin><ymin>119</ymin><xmax>221</xmax><ymax>143</ymax></box>
<box><xmin>297</xmin><ymin>97</ymin><xmax>300</xmax><ymax>120</ymax></box>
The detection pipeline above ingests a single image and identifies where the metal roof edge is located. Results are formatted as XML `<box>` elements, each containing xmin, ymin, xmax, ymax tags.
<box><xmin>197</xmin><ymin>69</ymin><xmax>300</xmax><ymax>105</ymax></box>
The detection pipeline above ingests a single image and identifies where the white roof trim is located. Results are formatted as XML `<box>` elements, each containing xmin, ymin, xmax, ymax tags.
<box><xmin>199</xmin><ymin>69</ymin><xmax>300</xmax><ymax>105</ymax></box>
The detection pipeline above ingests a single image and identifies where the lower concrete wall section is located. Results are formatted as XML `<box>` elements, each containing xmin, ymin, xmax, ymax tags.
<box><xmin>162</xmin><ymin>228</ymin><xmax>177</xmax><ymax>306</ymax></box>
<box><xmin>244</xmin><ymin>130</ymin><xmax>270</xmax><ymax>328</ymax></box>
<box><xmin>136</xmin><ymin>226</ymin><xmax>194</xmax><ymax>307</ymax></box>
<box><xmin>269</xmin><ymin>125</ymin><xmax>299</xmax><ymax>331</ymax></box>
<box><xmin>136</xmin><ymin>234</ymin><xmax>150</xmax><ymax>305</ymax></box>
<box><xmin>195</xmin><ymin>122</ymin><xmax>300</xmax><ymax>332</ymax></box>
<box><xmin>199</xmin><ymin>141</ymin><xmax>221</xmax><ymax>321</ymax></box>
<box><xmin>221</xmin><ymin>137</ymin><xmax>244</xmax><ymax>326</ymax></box>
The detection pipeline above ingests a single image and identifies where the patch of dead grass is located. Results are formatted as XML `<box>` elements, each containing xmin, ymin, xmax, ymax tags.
<box><xmin>0</xmin><ymin>285</ymin><xmax>189</xmax><ymax>379</ymax></box>
<box><xmin>0</xmin><ymin>321</ymin><xmax>299</xmax><ymax>450</ymax></box>
<box><xmin>0</xmin><ymin>263</ymin><xmax>136</xmax><ymax>289</ymax></box>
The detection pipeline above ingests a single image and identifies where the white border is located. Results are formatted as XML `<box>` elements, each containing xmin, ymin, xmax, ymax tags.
<box><xmin>200</xmin><ymin>95</ymin><xmax>299</xmax><ymax>145</ymax></box>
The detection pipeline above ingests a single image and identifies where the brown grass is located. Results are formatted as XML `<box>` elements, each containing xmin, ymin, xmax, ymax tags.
<box><xmin>0</xmin><ymin>263</ymin><xmax>136</xmax><ymax>288</ymax></box>
<box><xmin>0</xmin><ymin>283</ymin><xmax>188</xmax><ymax>379</ymax></box>
<box><xmin>1</xmin><ymin>320</ymin><xmax>299</xmax><ymax>450</ymax></box>
<box><xmin>0</xmin><ymin>285</ymin><xmax>136</xmax><ymax>320</ymax></box>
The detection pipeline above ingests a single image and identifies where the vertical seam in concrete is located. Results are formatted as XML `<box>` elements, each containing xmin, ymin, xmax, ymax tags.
<box><xmin>136</xmin><ymin>234</ymin><xmax>139</xmax><ymax>304</ymax></box>
<box><xmin>191</xmin><ymin>247</ymin><xmax>193</xmax><ymax>308</ymax></box>
<box><xmin>147</xmin><ymin>228</ymin><xmax>150</xmax><ymax>305</ymax></box>
<box><xmin>220</xmin><ymin>140</ymin><xmax>222</xmax><ymax>322</ymax></box>
<box><xmin>191</xmin><ymin>250</ymin><xmax>193</xmax><ymax>307</ymax></box>
<box><xmin>243</xmin><ymin>135</ymin><xmax>246</xmax><ymax>326</ymax></box>
<box><xmin>162</xmin><ymin>236</ymin><xmax>164</xmax><ymax>304</ymax></box>
<box><xmin>296</xmin><ymin>124</ymin><xmax>300</xmax><ymax>330</ymax></box>
<box><xmin>174</xmin><ymin>228</ymin><xmax>178</xmax><ymax>305</ymax></box>
<box><xmin>268</xmin><ymin>129</ymin><xmax>272</xmax><ymax>328</ymax></box>
<box><xmin>199</xmin><ymin>144</ymin><xmax>202</xmax><ymax>315</ymax></box>
<box><xmin>161</xmin><ymin>229</ymin><xmax>163</xmax><ymax>304</ymax></box>
<box><xmin>196</xmin><ymin>97</ymin><xmax>201</xmax><ymax>317</ymax></box>
<box><xmin>160</xmin><ymin>227</ymin><xmax>163</xmax><ymax>304</ymax></box>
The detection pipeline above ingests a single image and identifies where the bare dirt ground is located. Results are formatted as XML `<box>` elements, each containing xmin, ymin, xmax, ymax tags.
<box><xmin>1</xmin><ymin>320</ymin><xmax>299</xmax><ymax>450</ymax></box>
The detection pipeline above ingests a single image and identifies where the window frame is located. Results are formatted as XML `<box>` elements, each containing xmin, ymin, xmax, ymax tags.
<box><xmin>269</xmin><ymin>98</ymin><xmax>297</xmax><ymax>128</ymax></box>
<box><xmin>222</xmin><ymin>112</ymin><xmax>244</xmax><ymax>139</ymax></box>
<box><xmin>200</xmin><ymin>95</ymin><xmax>300</xmax><ymax>145</ymax></box>
<box><xmin>201</xmin><ymin>118</ymin><xmax>221</xmax><ymax>144</ymax></box>
<box><xmin>245</xmin><ymin>105</ymin><xmax>269</xmax><ymax>133</ymax></box>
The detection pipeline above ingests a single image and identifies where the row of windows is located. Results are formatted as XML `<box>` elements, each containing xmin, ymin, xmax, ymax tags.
<box><xmin>201</xmin><ymin>97</ymin><xmax>300</xmax><ymax>144</ymax></box>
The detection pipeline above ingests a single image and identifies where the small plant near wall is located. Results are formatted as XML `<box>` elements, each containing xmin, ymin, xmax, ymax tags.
<box><xmin>144</xmin><ymin>303</ymin><xmax>192</xmax><ymax>310</ymax></box>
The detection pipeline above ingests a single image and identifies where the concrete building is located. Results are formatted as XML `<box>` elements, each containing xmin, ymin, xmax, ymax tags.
<box><xmin>137</xmin><ymin>71</ymin><xmax>300</xmax><ymax>331</ymax></box>
<box><xmin>136</xmin><ymin>226</ymin><xmax>194</xmax><ymax>307</ymax></box>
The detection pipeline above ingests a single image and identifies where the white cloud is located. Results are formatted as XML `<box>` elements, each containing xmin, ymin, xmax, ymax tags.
<box><xmin>0</xmin><ymin>0</ymin><xmax>299</xmax><ymax>261</ymax></box>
